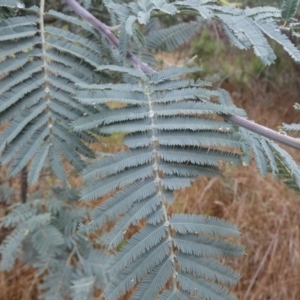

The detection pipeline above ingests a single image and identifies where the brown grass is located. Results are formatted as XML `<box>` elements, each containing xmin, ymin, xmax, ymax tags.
<box><xmin>1</xmin><ymin>52</ymin><xmax>300</xmax><ymax>300</ymax></box>
<box><xmin>173</xmin><ymin>162</ymin><xmax>300</xmax><ymax>300</ymax></box>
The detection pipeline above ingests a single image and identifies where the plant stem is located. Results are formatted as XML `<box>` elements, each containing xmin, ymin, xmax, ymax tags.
<box><xmin>65</xmin><ymin>0</ymin><xmax>153</xmax><ymax>74</ymax></box>
<box><xmin>223</xmin><ymin>115</ymin><xmax>300</xmax><ymax>149</ymax></box>
<box><xmin>20</xmin><ymin>167</ymin><xmax>28</xmax><ymax>203</ymax></box>
<box><xmin>66</xmin><ymin>0</ymin><xmax>300</xmax><ymax>151</ymax></box>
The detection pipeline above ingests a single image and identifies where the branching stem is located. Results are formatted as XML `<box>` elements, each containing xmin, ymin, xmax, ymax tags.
<box><xmin>66</xmin><ymin>0</ymin><xmax>300</xmax><ymax>151</ymax></box>
<box><xmin>65</xmin><ymin>0</ymin><xmax>153</xmax><ymax>74</ymax></box>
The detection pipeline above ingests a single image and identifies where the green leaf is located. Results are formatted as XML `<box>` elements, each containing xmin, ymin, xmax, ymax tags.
<box><xmin>28</xmin><ymin>144</ymin><xmax>50</xmax><ymax>184</ymax></box>
<box><xmin>281</xmin><ymin>0</ymin><xmax>299</xmax><ymax>20</ymax></box>
<box><xmin>146</xmin><ymin>22</ymin><xmax>201</xmax><ymax>52</ymax></box>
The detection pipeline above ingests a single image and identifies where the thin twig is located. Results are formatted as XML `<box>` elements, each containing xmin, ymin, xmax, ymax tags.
<box><xmin>66</xmin><ymin>0</ymin><xmax>300</xmax><ymax>151</ymax></box>
<box><xmin>20</xmin><ymin>167</ymin><xmax>28</xmax><ymax>203</ymax></box>
<box><xmin>109</xmin><ymin>24</ymin><xmax>121</xmax><ymax>31</ymax></box>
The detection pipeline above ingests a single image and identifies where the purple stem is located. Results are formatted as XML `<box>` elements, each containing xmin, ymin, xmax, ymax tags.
<box><xmin>65</xmin><ymin>0</ymin><xmax>154</xmax><ymax>74</ymax></box>
<box><xmin>224</xmin><ymin>115</ymin><xmax>300</xmax><ymax>149</ymax></box>
<box><xmin>66</xmin><ymin>0</ymin><xmax>300</xmax><ymax>151</ymax></box>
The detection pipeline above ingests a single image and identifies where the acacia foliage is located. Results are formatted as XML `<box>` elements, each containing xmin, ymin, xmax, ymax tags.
<box><xmin>0</xmin><ymin>0</ymin><xmax>300</xmax><ymax>299</ymax></box>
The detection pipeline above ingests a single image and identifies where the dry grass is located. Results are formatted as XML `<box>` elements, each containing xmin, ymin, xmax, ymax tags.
<box><xmin>1</xmin><ymin>52</ymin><xmax>300</xmax><ymax>300</ymax></box>
<box><xmin>0</xmin><ymin>264</ymin><xmax>40</xmax><ymax>300</ymax></box>
<box><xmin>173</xmin><ymin>162</ymin><xmax>300</xmax><ymax>300</ymax></box>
